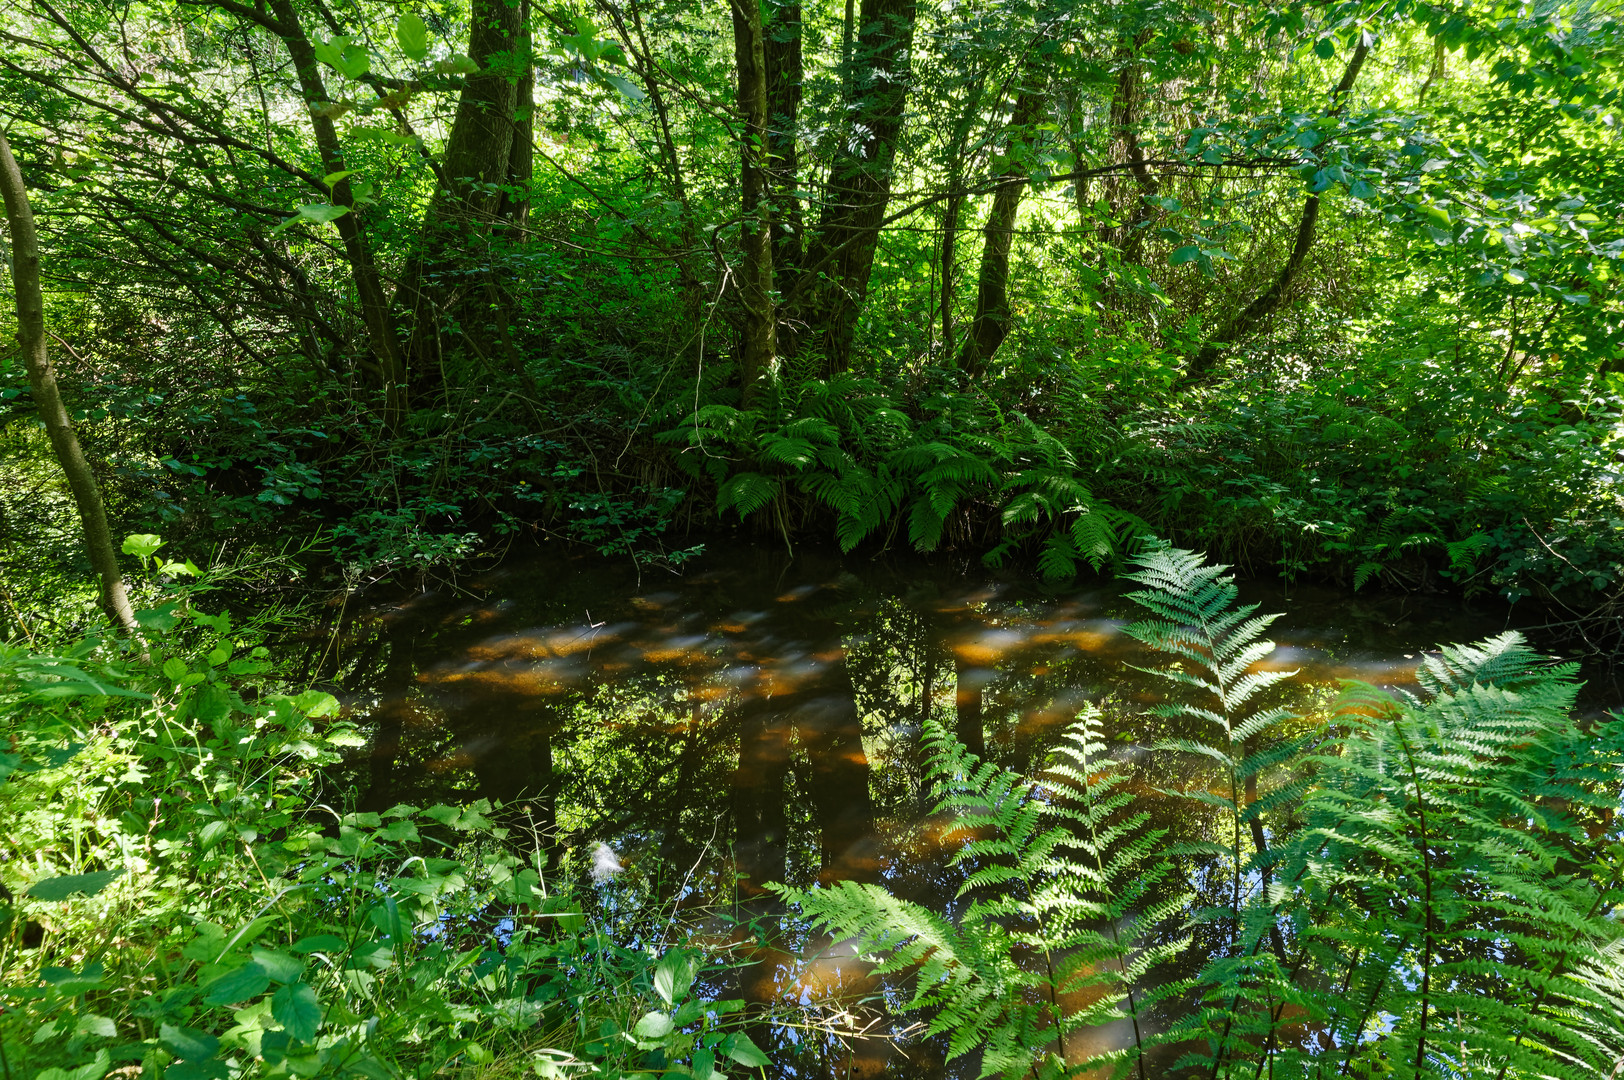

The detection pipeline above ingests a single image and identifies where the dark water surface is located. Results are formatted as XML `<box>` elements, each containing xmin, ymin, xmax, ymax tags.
<box><xmin>338</xmin><ymin>543</ymin><xmax>1620</xmax><ymax>1077</ymax></box>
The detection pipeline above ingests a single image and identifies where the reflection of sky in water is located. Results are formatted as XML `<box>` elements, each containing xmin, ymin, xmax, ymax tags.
<box><xmin>341</xmin><ymin>543</ymin><xmax>1620</xmax><ymax>1078</ymax></box>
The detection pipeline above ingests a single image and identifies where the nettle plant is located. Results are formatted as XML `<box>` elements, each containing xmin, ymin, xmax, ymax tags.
<box><xmin>0</xmin><ymin>559</ymin><xmax>766</xmax><ymax>1079</ymax></box>
<box><xmin>780</xmin><ymin>547</ymin><xmax>1624</xmax><ymax>1079</ymax></box>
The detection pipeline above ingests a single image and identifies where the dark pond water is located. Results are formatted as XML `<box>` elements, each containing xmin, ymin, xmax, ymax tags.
<box><xmin>329</xmin><ymin>542</ymin><xmax>1620</xmax><ymax>1078</ymax></box>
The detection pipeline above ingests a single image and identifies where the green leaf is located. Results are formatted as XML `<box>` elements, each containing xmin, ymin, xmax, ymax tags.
<box><xmin>251</xmin><ymin>949</ymin><xmax>306</xmax><ymax>984</ymax></box>
<box><xmin>74</xmin><ymin>1014</ymin><xmax>116</xmax><ymax>1038</ymax></box>
<box><xmin>633</xmin><ymin>1010</ymin><xmax>673</xmax><ymax>1039</ymax></box>
<box><xmin>203</xmin><ymin>961</ymin><xmax>270</xmax><ymax>1005</ymax></box>
<box><xmin>272</xmin><ymin>981</ymin><xmax>322</xmax><ymax>1041</ymax></box>
<box><xmin>602</xmin><ymin>73</ymin><xmax>646</xmax><ymax>101</ymax></box>
<box><xmin>1314</xmin><ymin>37</ymin><xmax>1334</xmax><ymax>58</ymax></box>
<box><xmin>122</xmin><ymin>533</ymin><xmax>164</xmax><ymax>559</ymax></box>
<box><xmin>1170</xmin><ymin>245</ymin><xmax>1202</xmax><ymax>265</ymax></box>
<box><xmin>725</xmin><ymin>1033</ymin><xmax>769</xmax><ymax>1068</ymax></box>
<box><xmin>653</xmin><ymin>951</ymin><xmax>693</xmax><ymax>1006</ymax></box>
<box><xmin>289</xmin><ymin>934</ymin><xmax>346</xmax><ymax>955</ymax></box>
<box><xmin>271</xmin><ymin>203</ymin><xmax>351</xmax><ymax>236</ymax></box>
<box><xmin>160</xmin><ymin>1023</ymin><xmax>221</xmax><ymax>1061</ymax></box>
<box><xmin>292</xmin><ymin>690</ymin><xmax>340</xmax><ymax>717</ymax></box>
<box><xmin>396</xmin><ymin>13</ymin><xmax>429</xmax><ymax>60</ymax></box>
<box><xmin>27</xmin><ymin>870</ymin><xmax>123</xmax><ymax>901</ymax></box>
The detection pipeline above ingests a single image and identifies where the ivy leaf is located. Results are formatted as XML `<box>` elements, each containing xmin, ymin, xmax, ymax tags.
<box><xmin>272</xmin><ymin>981</ymin><xmax>322</xmax><ymax>1041</ymax></box>
<box><xmin>396</xmin><ymin>14</ymin><xmax>429</xmax><ymax>61</ymax></box>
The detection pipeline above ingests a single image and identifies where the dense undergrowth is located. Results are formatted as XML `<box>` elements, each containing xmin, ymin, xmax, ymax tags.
<box><xmin>0</xmin><ymin>580</ymin><xmax>772</xmax><ymax>1080</ymax></box>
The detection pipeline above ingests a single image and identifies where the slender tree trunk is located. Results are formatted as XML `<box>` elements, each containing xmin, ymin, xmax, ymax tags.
<box><xmin>1099</xmin><ymin>33</ymin><xmax>1158</xmax><ymax>263</ymax></box>
<box><xmin>938</xmin><ymin>80</ymin><xmax>986</xmax><ymax>358</ymax></box>
<box><xmin>765</xmin><ymin>0</ymin><xmax>804</xmax><ymax>275</ymax></box>
<box><xmin>266</xmin><ymin>0</ymin><xmax>408</xmax><ymax>427</ymax></box>
<box><xmin>496</xmin><ymin>0</ymin><xmax>533</xmax><ymax>229</ymax></box>
<box><xmin>959</xmin><ymin>81</ymin><xmax>1046</xmax><ymax>377</ymax></box>
<box><xmin>0</xmin><ymin>130</ymin><xmax>139</xmax><ymax>634</ymax></box>
<box><xmin>1183</xmin><ymin>41</ymin><xmax>1369</xmax><ymax>386</ymax></box>
<box><xmin>732</xmin><ymin>0</ymin><xmax>776</xmax><ymax>405</ymax></box>
<box><xmin>790</xmin><ymin>0</ymin><xmax>919</xmax><ymax>374</ymax></box>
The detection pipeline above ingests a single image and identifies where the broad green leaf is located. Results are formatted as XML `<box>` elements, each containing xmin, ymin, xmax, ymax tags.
<box><xmin>203</xmin><ymin>961</ymin><xmax>270</xmax><ymax>1005</ymax></box>
<box><xmin>292</xmin><ymin>689</ymin><xmax>340</xmax><ymax>717</ymax></box>
<box><xmin>725</xmin><ymin>1032</ymin><xmax>769</xmax><ymax>1067</ymax></box>
<box><xmin>134</xmin><ymin>603</ymin><xmax>180</xmax><ymax>632</ymax></box>
<box><xmin>603</xmin><ymin>73</ymin><xmax>646</xmax><ymax>101</ymax></box>
<box><xmin>27</xmin><ymin>870</ymin><xmax>123</xmax><ymax>901</ymax></box>
<box><xmin>74</xmin><ymin>1014</ymin><xmax>116</xmax><ymax>1038</ymax></box>
<box><xmin>251</xmin><ymin>949</ymin><xmax>305</xmax><ymax>984</ymax></box>
<box><xmin>397</xmin><ymin>14</ymin><xmax>429</xmax><ymax>60</ymax></box>
<box><xmin>633</xmin><ymin>1010</ymin><xmax>673</xmax><ymax>1039</ymax></box>
<box><xmin>160</xmin><ymin>1022</ymin><xmax>220</xmax><ymax>1061</ymax></box>
<box><xmin>122</xmin><ymin>533</ymin><xmax>164</xmax><ymax>559</ymax></box>
<box><xmin>272</xmin><ymin>981</ymin><xmax>322</xmax><ymax>1041</ymax></box>
<box><xmin>653</xmin><ymin>951</ymin><xmax>693</xmax><ymax>1005</ymax></box>
<box><xmin>1170</xmin><ymin>245</ymin><xmax>1202</xmax><ymax>265</ymax></box>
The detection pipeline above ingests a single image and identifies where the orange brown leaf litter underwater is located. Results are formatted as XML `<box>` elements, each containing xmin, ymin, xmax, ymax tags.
<box><xmin>326</xmin><ymin>542</ymin><xmax>1620</xmax><ymax>1078</ymax></box>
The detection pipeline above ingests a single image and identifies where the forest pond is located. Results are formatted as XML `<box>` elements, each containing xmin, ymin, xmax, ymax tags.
<box><xmin>339</xmin><ymin>544</ymin><xmax>1620</xmax><ymax>1078</ymax></box>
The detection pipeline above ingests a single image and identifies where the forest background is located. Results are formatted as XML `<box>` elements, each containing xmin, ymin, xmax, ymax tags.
<box><xmin>0</xmin><ymin>0</ymin><xmax>1619</xmax><ymax>642</ymax></box>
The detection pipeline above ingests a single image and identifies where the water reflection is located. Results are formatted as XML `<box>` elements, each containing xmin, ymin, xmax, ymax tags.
<box><xmin>329</xmin><ymin>543</ymin><xmax>1618</xmax><ymax>1078</ymax></box>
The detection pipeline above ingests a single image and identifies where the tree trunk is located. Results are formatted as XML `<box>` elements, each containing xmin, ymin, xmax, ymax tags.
<box><xmin>1098</xmin><ymin>33</ymin><xmax>1158</xmax><ymax>263</ymax></box>
<box><xmin>495</xmin><ymin>0</ymin><xmax>533</xmax><ymax>229</ymax></box>
<box><xmin>959</xmin><ymin>81</ymin><xmax>1046</xmax><ymax>377</ymax></box>
<box><xmin>0</xmin><ymin>130</ymin><xmax>139</xmax><ymax>634</ymax></box>
<box><xmin>732</xmin><ymin>0</ymin><xmax>776</xmax><ymax>406</ymax></box>
<box><xmin>395</xmin><ymin>0</ymin><xmax>522</xmax><ymax>394</ymax></box>
<box><xmin>765</xmin><ymin>0</ymin><xmax>803</xmax><ymax>275</ymax></box>
<box><xmin>790</xmin><ymin>0</ymin><xmax>919</xmax><ymax>374</ymax></box>
<box><xmin>1183</xmin><ymin>41</ymin><xmax>1369</xmax><ymax>387</ymax></box>
<box><xmin>266</xmin><ymin>0</ymin><xmax>409</xmax><ymax>427</ymax></box>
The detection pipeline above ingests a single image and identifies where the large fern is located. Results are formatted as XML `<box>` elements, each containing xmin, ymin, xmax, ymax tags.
<box><xmin>776</xmin><ymin>548</ymin><xmax>1624</xmax><ymax>1080</ymax></box>
<box><xmin>1191</xmin><ymin>632</ymin><xmax>1624</xmax><ymax>1079</ymax></box>
<box><xmin>774</xmin><ymin>708</ymin><xmax>1190</xmax><ymax>1080</ymax></box>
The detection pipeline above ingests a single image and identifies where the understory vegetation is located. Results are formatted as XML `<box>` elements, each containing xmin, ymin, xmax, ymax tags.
<box><xmin>0</xmin><ymin>584</ymin><xmax>774</xmax><ymax>1080</ymax></box>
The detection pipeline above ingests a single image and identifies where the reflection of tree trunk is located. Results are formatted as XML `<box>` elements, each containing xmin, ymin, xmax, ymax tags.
<box><xmin>796</xmin><ymin>663</ymin><xmax>876</xmax><ymax>883</ymax></box>
<box><xmin>0</xmin><ymin>130</ymin><xmax>139</xmax><ymax>634</ymax></box>
<box><xmin>659</xmin><ymin>702</ymin><xmax>705</xmax><ymax>875</ymax></box>
<box><xmin>363</xmin><ymin>620</ymin><xmax>417</xmax><ymax>811</ymax></box>
<box><xmin>1183</xmin><ymin>41</ymin><xmax>1369</xmax><ymax>387</ymax></box>
<box><xmin>953</xmin><ymin>655</ymin><xmax>986</xmax><ymax>758</ymax></box>
<box><xmin>733</xmin><ymin>703</ymin><xmax>790</xmax><ymax>896</ymax></box>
